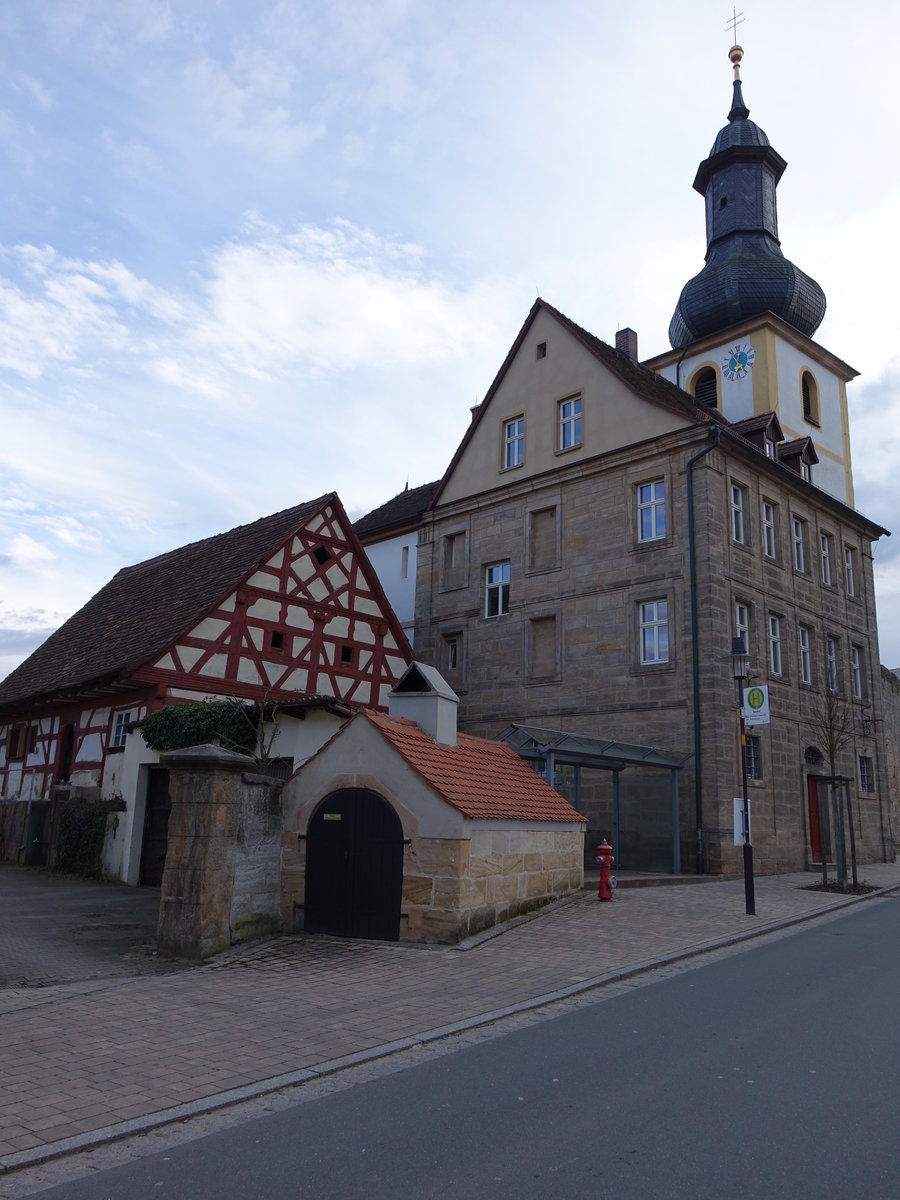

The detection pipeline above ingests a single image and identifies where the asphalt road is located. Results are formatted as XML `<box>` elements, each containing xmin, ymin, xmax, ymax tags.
<box><xmin>24</xmin><ymin>895</ymin><xmax>900</xmax><ymax>1200</ymax></box>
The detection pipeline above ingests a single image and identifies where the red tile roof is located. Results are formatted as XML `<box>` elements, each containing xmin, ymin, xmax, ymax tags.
<box><xmin>0</xmin><ymin>496</ymin><xmax>331</xmax><ymax>710</ymax></box>
<box><xmin>366</xmin><ymin>710</ymin><xmax>585</xmax><ymax>823</ymax></box>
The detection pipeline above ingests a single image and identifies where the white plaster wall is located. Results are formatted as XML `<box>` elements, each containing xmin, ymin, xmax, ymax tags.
<box><xmin>363</xmin><ymin>534</ymin><xmax>417</xmax><ymax>645</ymax></box>
<box><xmin>773</xmin><ymin>337</ymin><xmax>848</xmax><ymax>502</ymax></box>
<box><xmin>284</xmin><ymin>714</ymin><xmax>469</xmax><ymax>841</ymax></box>
<box><xmin>269</xmin><ymin>710</ymin><xmax>347</xmax><ymax>771</ymax></box>
<box><xmin>104</xmin><ymin>729</ymin><xmax>159</xmax><ymax>884</ymax></box>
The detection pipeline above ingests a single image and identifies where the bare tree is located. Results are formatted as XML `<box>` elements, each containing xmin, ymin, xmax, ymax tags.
<box><xmin>805</xmin><ymin>689</ymin><xmax>865</xmax><ymax>888</ymax></box>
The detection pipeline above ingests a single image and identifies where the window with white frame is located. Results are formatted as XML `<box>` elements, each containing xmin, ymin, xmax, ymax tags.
<box><xmin>400</xmin><ymin>544</ymin><xmax>409</xmax><ymax>580</ymax></box>
<box><xmin>800</xmin><ymin>460</ymin><xmax>811</xmax><ymax>483</ymax></box>
<box><xmin>112</xmin><ymin>710</ymin><xmax>132</xmax><ymax>749</ymax></box>
<box><xmin>746</xmin><ymin>734</ymin><xmax>762</xmax><ymax>781</ymax></box>
<box><xmin>826</xmin><ymin>635</ymin><xmax>839</xmax><ymax>693</ymax></box>
<box><xmin>851</xmin><ymin>644</ymin><xmax>864</xmax><ymax>700</ymax></box>
<box><xmin>731</xmin><ymin>484</ymin><xmax>748</xmax><ymax>544</ymax></box>
<box><xmin>735</xmin><ymin>602</ymin><xmax>750</xmax><ymax>654</ymax></box>
<box><xmin>637</xmin><ymin>480</ymin><xmax>666</xmax><ymax>543</ymax></box>
<box><xmin>859</xmin><ymin>755</ymin><xmax>874</xmax><ymax>793</ymax></box>
<box><xmin>820</xmin><ymin>533</ymin><xmax>834</xmax><ymax>585</ymax></box>
<box><xmin>558</xmin><ymin>394</ymin><xmax>582</xmax><ymax>451</ymax></box>
<box><xmin>639</xmin><ymin>599</ymin><xmax>669</xmax><ymax>664</ymax></box>
<box><xmin>485</xmin><ymin>562</ymin><xmax>510</xmax><ymax>618</ymax></box>
<box><xmin>503</xmin><ymin>416</ymin><xmax>525</xmax><ymax>469</ymax></box>
<box><xmin>762</xmin><ymin>500</ymin><xmax>777</xmax><ymax>559</ymax></box>
<box><xmin>442</xmin><ymin>633</ymin><xmax>461</xmax><ymax>674</ymax></box>
<box><xmin>792</xmin><ymin>517</ymin><xmax>807</xmax><ymax>573</ymax></box>
<box><xmin>798</xmin><ymin>625</ymin><xmax>812</xmax><ymax>686</ymax></box>
<box><xmin>844</xmin><ymin>546</ymin><xmax>857</xmax><ymax>597</ymax></box>
<box><xmin>767</xmin><ymin>615</ymin><xmax>783</xmax><ymax>676</ymax></box>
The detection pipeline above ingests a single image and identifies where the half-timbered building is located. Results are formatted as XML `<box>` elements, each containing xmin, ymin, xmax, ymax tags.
<box><xmin>0</xmin><ymin>493</ymin><xmax>412</xmax><ymax>883</ymax></box>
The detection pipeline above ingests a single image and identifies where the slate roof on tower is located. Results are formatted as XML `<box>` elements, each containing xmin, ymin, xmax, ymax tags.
<box><xmin>669</xmin><ymin>45</ymin><xmax>827</xmax><ymax>348</ymax></box>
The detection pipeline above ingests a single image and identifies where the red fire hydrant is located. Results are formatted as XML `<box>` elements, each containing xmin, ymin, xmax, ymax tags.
<box><xmin>597</xmin><ymin>839</ymin><xmax>615</xmax><ymax>901</ymax></box>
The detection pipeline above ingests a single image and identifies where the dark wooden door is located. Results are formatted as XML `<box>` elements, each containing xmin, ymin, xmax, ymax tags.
<box><xmin>305</xmin><ymin>789</ymin><xmax>403</xmax><ymax>941</ymax></box>
<box><xmin>140</xmin><ymin>768</ymin><xmax>171</xmax><ymax>886</ymax></box>
<box><xmin>807</xmin><ymin>775</ymin><xmax>830</xmax><ymax>863</ymax></box>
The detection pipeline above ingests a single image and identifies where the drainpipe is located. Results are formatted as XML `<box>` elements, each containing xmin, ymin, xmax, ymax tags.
<box><xmin>687</xmin><ymin>423</ymin><xmax>721</xmax><ymax>874</ymax></box>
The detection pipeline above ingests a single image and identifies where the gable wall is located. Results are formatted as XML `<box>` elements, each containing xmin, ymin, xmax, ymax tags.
<box><xmin>440</xmin><ymin>309</ymin><xmax>691</xmax><ymax>506</ymax></box>
<box><xmin>138</xmin><ymin>501</ymin><xmax>409</xmax><ymax>710</ymax></box>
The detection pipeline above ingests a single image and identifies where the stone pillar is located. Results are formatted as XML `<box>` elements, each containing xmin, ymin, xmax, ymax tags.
<box><xmin>157</xmin><ymin>744</ymin><xmax>283</xmax><ymax>960</ymax></box>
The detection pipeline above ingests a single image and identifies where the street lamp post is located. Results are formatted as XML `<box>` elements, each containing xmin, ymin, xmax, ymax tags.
<box><xmin>731</xmin><ymin>637</ymin><xmax>756</xmax><ymax>916</ymax></box>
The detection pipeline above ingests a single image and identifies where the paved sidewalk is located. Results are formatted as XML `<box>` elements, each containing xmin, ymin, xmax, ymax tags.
<box><xmin>2</xmin><ymin>862</ymin><xmax>899</xmax><ymax>1175</ymax></box>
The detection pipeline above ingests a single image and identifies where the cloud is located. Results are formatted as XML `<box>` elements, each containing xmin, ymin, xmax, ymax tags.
<box><xmin>14</xmin><ymin>74</ymin><xmax>54</xmax><ymax>112</ymax></box>
<box><xmin>8</xmin><ymin>535</ymin><xmax>54</xmax><ymax>566</ymax></box>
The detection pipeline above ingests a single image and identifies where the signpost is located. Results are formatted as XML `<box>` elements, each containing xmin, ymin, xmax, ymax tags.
<box><xmin>743</xmin><ymin>685</ymin><xmax>769</xmax><ymax>726</ymax></box>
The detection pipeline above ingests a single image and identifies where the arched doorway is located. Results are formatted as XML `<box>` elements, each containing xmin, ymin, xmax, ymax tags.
<box><xmin>305</xmin><ymin>789</ymin><xmax>403</xmax><ymax>941</ymax></box>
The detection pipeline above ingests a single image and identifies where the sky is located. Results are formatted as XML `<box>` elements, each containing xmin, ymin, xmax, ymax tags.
<box><xmin>2</xmin><ymin>0</ymin><xmax>900</xmax><ymax>682</ymax></box>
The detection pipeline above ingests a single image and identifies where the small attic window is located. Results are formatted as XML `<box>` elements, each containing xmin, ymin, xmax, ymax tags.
<box><xmin>270</xmin><ymin>630</ymin><xmax>285</xmax><ymax>651</ymax></box>
<box><xmin>536</xmin><ymin>341</ymin><xmax>547</xmax><ymax>360</ymax></box>
<box><xmin>313</xmin><ymin>545</ymin><xmax>332</xmax><ymax>565</ymax></box>
<box><xmin>720</xmin><ymin>196</ymin><xmax>728</xmax><ymax>209</ymax></box>
<box><xmin>693</xmin><ymin>367</ymin><xmax>718</xmax><ymax>409</ymax></box>
<box><xmin>340</xmin><ymin>645</ymin><xmax>354</xmax><ymax>664</ymax></box>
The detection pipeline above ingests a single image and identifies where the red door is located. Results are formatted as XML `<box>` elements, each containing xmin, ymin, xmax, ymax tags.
<box><xmin>807</xmin><ymin>775</ymin><xmax>829</xmax><ymax>862</ymax></box>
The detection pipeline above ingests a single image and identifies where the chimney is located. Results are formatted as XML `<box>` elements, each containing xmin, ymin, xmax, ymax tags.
<box><xmin>388</xmin><ymin>662</ymin><xmax>459</xmax><ymax>747</ymax></box>
<box><xmin>615</xmin><ymin>327</ymin><xmax>639</xmax><ymax>360</ymax></box>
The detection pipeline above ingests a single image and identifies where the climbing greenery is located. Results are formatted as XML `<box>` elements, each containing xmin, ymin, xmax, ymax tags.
<box><xmin>57</xmin><ymin>796</ymin><xmax>126</xmax><ymax>879</ymax></box>
<box><xmin>138</xmin><ymin>700</ymin><xmax>258</xmax><ymax>757</ymax></box>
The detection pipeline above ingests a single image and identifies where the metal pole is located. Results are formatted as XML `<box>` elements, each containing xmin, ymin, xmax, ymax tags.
<box><xmin>737</xmin><ymin>674</ymin><xmax>756</xmax><ymax>915</ymax></box>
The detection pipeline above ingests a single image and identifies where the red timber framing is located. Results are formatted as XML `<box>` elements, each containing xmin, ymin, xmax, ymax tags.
<box><xmin>0</xmin><ymin>493</ymin><xmax>412</xmax><ymax>813</ymax></box>
<box><xmin>129</xmin><ymin>499</ymin><xmax>410</xmax><ymax>707</ymax></box>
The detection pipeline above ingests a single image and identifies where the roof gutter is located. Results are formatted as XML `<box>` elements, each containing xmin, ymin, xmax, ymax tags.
<box><xmin>687</xmin><ymin>422</ymin><xmax>721</xmax><ymax>874</ymax></box>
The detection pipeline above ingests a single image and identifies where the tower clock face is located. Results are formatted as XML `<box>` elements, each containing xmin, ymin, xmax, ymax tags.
<box><xmin>722</xmin><ymin>342</ymin><xmax>755</xmax><ymax>381</ymax></box>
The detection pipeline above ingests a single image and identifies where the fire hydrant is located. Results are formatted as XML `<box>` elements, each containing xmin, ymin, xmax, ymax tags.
<box><xmin>597</xmin><ymin>839</ymin><xmax>615</xmax><ymax>901</ymax></box>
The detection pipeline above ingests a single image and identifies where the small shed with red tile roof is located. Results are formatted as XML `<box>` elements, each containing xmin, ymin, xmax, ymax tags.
<box><xmin>282</xmin><ymin>663</ymin><xmax>585</xmax><ymax>943</ymax></box>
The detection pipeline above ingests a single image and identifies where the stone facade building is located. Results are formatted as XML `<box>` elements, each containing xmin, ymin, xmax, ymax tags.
<box><xmin>358</xmin><ymin>47</ymin><xmax>895</xmax><ymax>878</ymax></box>
<box><xmin>411</xmin><ymin>299</ymin><xmax>890</xmax><ymax>876</ymax></box>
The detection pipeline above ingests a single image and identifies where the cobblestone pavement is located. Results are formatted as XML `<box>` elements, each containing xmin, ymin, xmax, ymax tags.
<box><xmin>0</xmin><ymin>869</ymin><xmax>184</xmax><ymax>991</ymax></box>
<box><xmin>1</xmin><ymin>862</ymin><xmax>898</xmax><ymax>1181</ymax></box>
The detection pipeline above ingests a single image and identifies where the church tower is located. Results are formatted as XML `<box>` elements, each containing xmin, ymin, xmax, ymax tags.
<box><xmin>645</xmin><ymin>46</ymin><xmax>856</xmax><ymax>505</ymax></box>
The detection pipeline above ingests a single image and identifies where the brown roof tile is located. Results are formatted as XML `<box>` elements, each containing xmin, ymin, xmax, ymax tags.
<box><xmin>0</xmin><ymin>496</ymin><xmax>332</xmax><ymax>710</ymax></box>
<box><xmin>366</xmin><ymin>710</ymin><xmax>585</xmax><ymax>823</ymax></box>
<box><xmin>353</xmin><ymin>481</ymin><xmax>440</xmax><ymax>541</ymax></box>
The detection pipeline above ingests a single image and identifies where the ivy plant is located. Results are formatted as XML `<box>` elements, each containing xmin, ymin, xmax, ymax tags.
<box><xmin>138</xmin><ymin>700</ymin><xmax>258</xmax><ymax>757</ymax></box>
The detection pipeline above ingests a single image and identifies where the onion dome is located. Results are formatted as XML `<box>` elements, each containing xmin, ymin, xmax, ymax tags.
<box><xmin>668</xmin><ymin>46</ymin><xmax>826</xmax><ymax>349</ymax></box>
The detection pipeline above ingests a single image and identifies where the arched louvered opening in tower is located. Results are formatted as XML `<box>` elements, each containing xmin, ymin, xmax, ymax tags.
<box><xmin>801</xmin><ymin>371</ymin><xmax>820</xmax><ymax>427</ymax></box>
<box><xmin>692</xmin><ymin>367</ymin><xmax>719</xmax><ymax>409</ymax></box>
